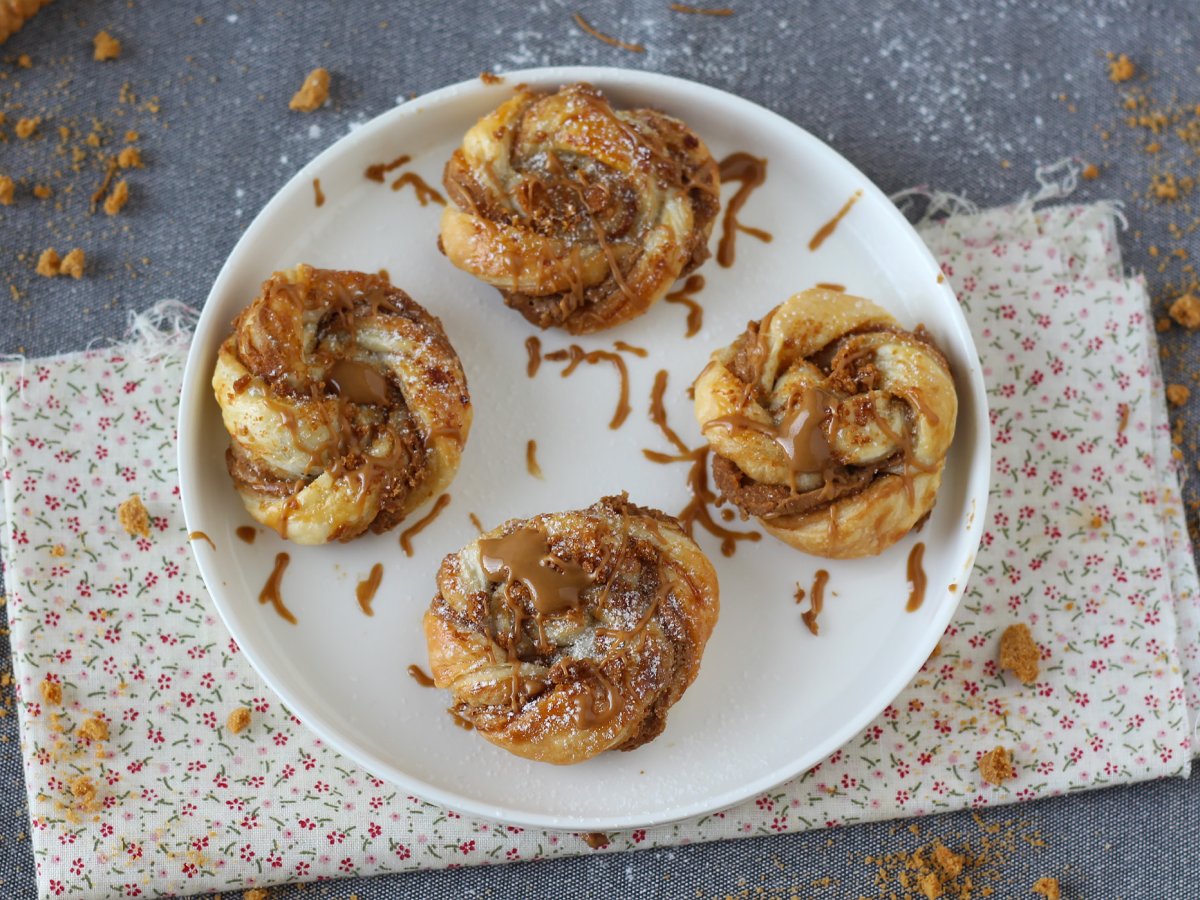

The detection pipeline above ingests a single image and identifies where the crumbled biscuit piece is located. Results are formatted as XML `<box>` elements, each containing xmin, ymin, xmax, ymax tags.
<box><xmin>244</xmin><ymin>890</ymin><xmax>269</xmax><ymax>900</ymax></box>
<box><xmin>93</xmin><ymin>30</ymin><xmax>121</xmax><ymax>61</ymax></box>
<box><xmin>117</xmin><ymin>146</ymin><xmax>143</xmax><ymax>169</ymax></box>
<box><xmin>1081</xmin><ymin>163</ymin><xmax>1099</xmax><ymax>180</ymax></box>
<box><xmin>1169</xmin><ymin>293</ymin><xmax>1200</xmax><ymax>329</ymax></box>
<box><xmin>0</xmin><ymin>175</ymin><xmax>13</xmax><ymax>205</ymax></box>
<box><xmin>33</xmin><ymin>183</ymin><xmax>52</xmax><ymax>198</ymax></box>
<box><xmin>1167</xmin><ymin>384</ymin><xmax>1191</xmax><ymax>406</ymax></box>
<box><xmin>227</xmin><ymin>707</ymin><xmax>252</xmax><ymax>734</ymax></box>
<box><xmin>1032</xmin><ymin>877</ymin><xmax>1061</xmax><ymax>900</ymax></box>
<box><xmin>50</xmin><ymin>544</ymin><xmax>66</xmax><ymax>557</ymax></box>
<box><xmin>918</xmin><ymin>871</ymin><xmax>943</xmax><ymax>900</ymax></box>
<box><xmin>103</xmin><ymin>179</ymin><xmax>129</xmax><ymax>215</ymax></box>
<box><xmin>15</xmin><ymin>116</ymin><xmax>39</xmax><ymax>138</ymax></box>
<box><xmin>58</xmin><ymin>249</ymin><xmax>85</xmax><ymax>279</ymax></box>
<box><xmin>1108</xmin><ymin>53</ymin><xmax>1135</xmax><ymax>83</ymax></box>
<box><xmin>978</xmin><ymin>745</ymin><xmax>1014</xmax><ymax>785</ymax></box>
<box><xmin>117</xmin><ymin>494</ymin><xmax>151</xmax><ymax>538</ymax></box>
<box><xmin>78</xmin><ymin>716</ymin><xmax>109</xmax><ymax>742</ymax></box>
<box><xmin>932</xmin><ymin>842</ymin><xmax>964</xmax><ymax>878</ymax></box>
<box><xmin>39</xmin><ymin>679</ymin><xmax>62</xmax><ymax>706</ymax></box>
<box><xmin>999</xmin><ymin>623</ymin><xmax>1040</xmax><ymax>685</ymax></box>
<box><xmin>35</xmin><ymin>248</ymin><xmax>61</xmax><ymax>277</ymax></box>
<box><xmin>1157</xmin><ymin>316</ymin><xmax>1172</xmax><ymax>333</ymax></box>
<box><xmin>125</xmin><ymin>129</ymin><xmax>139</xmax><ymax>142</ymax></box>
<box><xmin>69</xmin><ymin>775</ymin><xmax>98</xmax><ymax>810</ymax></box>
<box><xmin>289</xmin><ymin>67</ymin><xmax>330</xmax><ymax>112</ymax></box>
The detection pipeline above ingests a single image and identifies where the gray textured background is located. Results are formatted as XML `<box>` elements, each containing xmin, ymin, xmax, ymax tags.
<box><xmin>2</xmin><ymin>1</ymin><xmax>1199</xmax><ymax>897</ymax></box>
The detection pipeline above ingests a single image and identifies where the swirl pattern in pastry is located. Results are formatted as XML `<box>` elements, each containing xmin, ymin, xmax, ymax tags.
<box><xmin>439</xmin><ymin>83</ymin><xmax>720</xmax><ymax>334</ymax></box>
<box><xmin>422</xmin><ymin>494</ymin><xmax>719</xmax><ymax>764</ymax></box>
<box><xmin>693</xmin><ymin>288</ymin><xmax>957</xmax><ymax>558</ymax></box>
<box><xmin>212</xmin><ymin>265</ymin><xmax>472</xmax><ymax>544</ymax></box>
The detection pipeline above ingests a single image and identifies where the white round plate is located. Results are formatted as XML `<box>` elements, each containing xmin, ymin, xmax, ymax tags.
<box><xmin>178</xmin><ymin>67</ymin><xmax>989</xmax><ymax>830</ymax></box>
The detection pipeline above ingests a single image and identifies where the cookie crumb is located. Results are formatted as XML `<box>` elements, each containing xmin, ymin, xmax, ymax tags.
<box><xmin>227</xmin><ymin>707</ymin><xmax>252</xmax><ymax>734</ymax></box>
<box><xmin>39</xmin><ymin>679</ymin><xmax>62</xmax><ymax>706</ymax></box>
<box><xmin>918</xmin><ymin>871</ymin><xmax>943</xmax><ymax>900</ymax></box>
<box><xmin>999</xmin><ymin>623</ymin><xmax>1040</xmax><ymax>684</ymax></box>
<box><xmin>58</xmin><ymin>248</ymin><xmax>85</xmax><ymax>279</ymax></box>
<box><xmin>103</xmin><ymin>179</ymin><xmax>129</xmax><ymax>215</ymax></box>
<box><xmin>1108</xmin><ymin>53</ymin><xmax>1135</xmax><ymax>83</ymax></box>
<box><xmin>932</xmin><ymin>841</ymin><xmax>964</xmax><ymax>878</ymax></box>
<box><xmin>78</xmin><ymin>716</ymin><xmax>109</xmax><ymax>742</ymax></box>
<box><xmin>32</xmin><ymin>183</ymin><xmax>52</xmax><ymax>198</ymax></box>
<box><xmin>117</xmin><ymin>146</ymin><xmax>143</xmax><ymax>169</ymax></box>
<box><xmin>244</xmin><ymin>890</ymin><xmax>270</xmax><ymax>900</ymax></box>
<box><xmin>15</xmin><ymin>116</ymin><xmax>40</xmax><ymax>139</ymax></box>
<box><xmin>93</xmin><ymin>30</ymin><xmax>122</xmax><ymax>61</ymax></box>
<box><xmin>69</xmin><ymin>775</ymin><xmax>99</xmax><ymax>811</ymax></box>
<box><xmin>35</xmin><ymin>248</ymin><xmax>61</xmax><ymax>277</ymax></box>
<box><xmin>1169</xmin><ymin>293</ymin><xmax>1200</xmax><ymax>329</ymax></box>
<box><xmin>978</xmin><ymin>745</ymin><xmax>1014</xmax><ymax>785</ymax></box>
<box><xmin>1032</xmin><ymin>877</ymin><xmax>1061</xmax><ymax>900</ymax></box>
<box><xmin>1081</xmin><ymin>163</ymin><xmax>1099</xmax><ymax>180</ymax></box>
<box><xmin>289</xmin><ymin>67</ymin><xmax>330</xmax><ymax>112</ymax></box>
<box><xmin>117</xmin><ymin>494</ymin><xmax>151</xmax><ymax>538</ymax></box>
<box><xmin>50</xmin><ymin>544</ymin><xmax>66</xmax><ymax>557</ymax></box>
<box><xmin>0</xmin><ymin>175</ymin><xmax>13</xmax><ymax>205</ymax></box>
<box><xmin>1167</xmin><ymin>384</ymin><xmax>1191</xmax><ymax>406</ymax></box>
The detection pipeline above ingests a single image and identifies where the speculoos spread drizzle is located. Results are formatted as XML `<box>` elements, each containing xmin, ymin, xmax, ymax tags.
<box><xmin>809</xmin><ymin>190</ymin><xmax>863</xmax><ymax>251</ymax></box>
<box><xmin>260</xmin><ymin>553</ymin><xmax>296</xmax><ymax>624</ymax></box>
<box><xmin>664</xmin><ymin>274</ymin><xmax>705</xmax><ymax>337</ymax></box>
<box><xmin>642</xmin><ymin>369</ymin><xmax>760</xmax><ymax>556</ymax></box>
<box><xmin>235</xmin><ymin>525</ymin><xmax>257</xmax><ymax>544</ymax></box>
<box><xmin>906</xmin><ymin>542</ymin><xmax>927</xmax><ymax>611</ymax></box>
<box><xmin>356</xmin><ymin>563</ymin><xmax>384</xmax><ymax>616</ymax></box>
<box><xmin>524</xmin><ymin>335</ymin><xmax>542</xmax><ymax>377</ymax></box>
<box><xmin>187</xmin><ymin>531</ymin><xmax>215</xmax><ymax>550</ymax></box>
<box><xmin>716</xmin><ymin>153</ymin><xmax>771</xmax><ymax>267</ymax></box>
<box><xmin>407</xmin><ymin>663</ymin><xmax>435</xmax><ymax>687</ymax></box>
<box><xmin>801</xmin><ymin>570</ymin><xmax>828</xmax><ymax>635</ymax></box>
<box><xmin>543</xmin><ymin>345</ymin><xmax>631</xmax><ymax>429</ymax></box>
<box><xmin>391</xmin><ymin>171</ymin><xmax>446</xmax><ymax>206</ymax></box>
<box><xmin>399</xmin><ymin>493</ymin><xmax>452</xmax><ymax>556</ymax></box>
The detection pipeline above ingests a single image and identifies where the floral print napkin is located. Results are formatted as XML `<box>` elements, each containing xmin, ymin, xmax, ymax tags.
<box><xmin>2</xmin><ymin>200</ymin><xmax>1196</xmax><ymax>899</ymax></box>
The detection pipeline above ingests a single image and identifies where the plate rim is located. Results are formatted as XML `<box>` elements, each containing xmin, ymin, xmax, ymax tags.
<box><xmin>177</xmin><ymin>64</ymin><xmax>991</xmax><ymax>830</ymax></box>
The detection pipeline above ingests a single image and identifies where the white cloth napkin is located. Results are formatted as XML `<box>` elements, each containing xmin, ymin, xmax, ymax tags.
<box><xmin>2</xmin><ymin>199</ymin><xmax>1196</xmax><ymax>899</ymax></box>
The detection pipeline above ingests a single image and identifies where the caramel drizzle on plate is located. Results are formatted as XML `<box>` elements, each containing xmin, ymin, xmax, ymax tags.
<box><xmin>716</xmin><ymin>153</ymin><xmax>771</xmax><ymax>267</ymax></box>
<box><xmin>800</xmin><ymin>570</ymin><xmax>828</xmax><ymax>635</ymax></box>
<box><xmin>356</xmin><ymin>563</ymin><xmax>384</xmax><ymax>616</ymax></box>
<box><xmin>406</xmin><ymin>663</ymin><xmax>435</xmax><ymax>687</ymax></box>
<box><xmin>664</xmin><ymin>274</ymin><xmax>705</xmax><ymax>337</ymax></box>
<box><xmin>809</xmin><ymin>190</ymin><xmax>863</xmax><ymax>251</ymax></box>
<box><xmin>235</xmin><ymin>525</ymin><xmax>257</xmax><ymax>544</ymax></box>
<box><xmin>365</xmin><ymin>153</ymin><xmax>412</xmax><ymax>182</ymax></box>
<box><xmin>906</xmin><ymin>542</ymin><xmax>927</xmax><ymax>612</ymax></box>
<box><xmin>543</xmin><ymin>344</ymin><xmax>631</xmax><ymax>429</ymax></box>
<box><xmin>642</xmin><ymin>369</ymin><xmax>760</xmax><ymax>556</ymax></box>
<box><xmin>524</xmin><ymin>335</ymin><xmax>542</xmax><ymax>377</ymax></box>
<box><xmin>259</xmin><ymin>552</ymin><xmax>297</xmax><ymax>624</ymax></box>
<box><xmin>391</xmin><ymin>171</ymin><xmax>446</xmax><ymax>206</ymax></box>
<box><xmin>526</xmin><ymin>439</ymin><xmax>544</xmax><ymax>479</ymax></box>
<box><xmin>399</xmin><ymin>493</ymin><xmax>452</xmax><ymax>556</ymax></box>
<box><xmin>187</xmin><ymin>530</ymin><xmax>215</xmax><ymax>550</ymax></box>
<box><xmin>312</xmin><ymin>178</ymin><xmax>325</xmax><ymax>207</ymax></box>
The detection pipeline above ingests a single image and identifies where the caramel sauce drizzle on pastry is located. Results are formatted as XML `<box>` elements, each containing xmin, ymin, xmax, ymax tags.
<box><xmin>212</xmin><ymin>265</ymin><xmax>472</xmax><ymax>545</ymax></box>
<box><xmin>422</xmin><ymin>495</ymin><xmax>720</xmax><ymax>764</ymax></box>
<box><xmin>693</xmin><ymin>289</ymin><xmax>957</xmax><ymax>559</ymax></box>
<box><xmin>715</xmin><ymin>153</ymin><xmax>771</xmax><ymax>267</ymax></box>
<box><xmin>439</xmin><ymin>83</ymin><xmax>720</xmax><ymax>334</ymax></box>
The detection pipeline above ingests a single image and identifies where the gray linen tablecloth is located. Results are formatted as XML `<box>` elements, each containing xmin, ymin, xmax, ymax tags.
<box><xmin>2</xmin><ymin>1</ymin><xmax>1199</xmax><ymax>897</ymax></box>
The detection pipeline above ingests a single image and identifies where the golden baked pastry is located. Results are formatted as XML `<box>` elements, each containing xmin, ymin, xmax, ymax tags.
<box><xmin>439</xmin><ymin>83</ymin><xmax>720</xmax><ymax>334</ymax></box>
<box><xmin>423</xmin><ymin>494</ymin><xmax>719</xmax><ymax>764</ymax></box>
<box><xmin>693</xmin><ymin>289</ymin><xmax>957</xmax><ymax>558</ymax></box>
<box><xmin>212</xmin><ymin>265</ymin><xmax>471</xmax><ymax>544</ymax></box>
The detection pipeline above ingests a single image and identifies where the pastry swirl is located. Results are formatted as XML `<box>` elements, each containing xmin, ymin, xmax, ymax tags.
<box><xmin>212</xmin><ymin>265</ymin><xmax>472</xmax><ymax>544</ymax></box>
<box><xmin>693</xmin><ymin>289</ymin><xmax>957</xmax><ymax>558</ymax></box>
<box><xmin>423</xmin><ymin>494</ymin><xmax>719</xmax><ymax>764</ymax></box>
<box><xmin>439</xmin><ymin>82</ymin><xmax>720</xmax><ymax>334</ymax></box>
